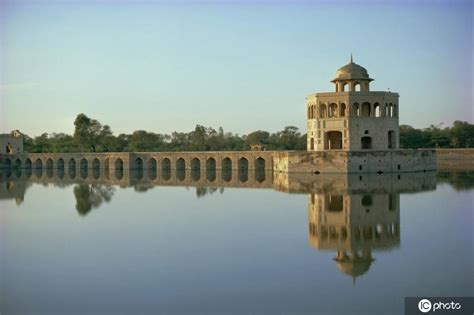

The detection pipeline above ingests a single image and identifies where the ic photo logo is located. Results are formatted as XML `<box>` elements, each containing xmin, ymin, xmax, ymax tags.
<box><xmin>418</xmin><ymin>299</ymin><xmax>432</xmax><ymax>313</ymax></box>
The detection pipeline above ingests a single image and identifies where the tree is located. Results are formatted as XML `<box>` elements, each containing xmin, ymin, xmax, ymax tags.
<box><xmin>73</xmin><ymin>114</ymin><xmax>105</xmax><ymax>152</ymax></box>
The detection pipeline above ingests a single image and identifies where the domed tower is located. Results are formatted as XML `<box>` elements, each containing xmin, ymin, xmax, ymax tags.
<box><xmin>306</xmin><ymin>56</ymin><xmax>399</xmax><ymax>151</ymax></box>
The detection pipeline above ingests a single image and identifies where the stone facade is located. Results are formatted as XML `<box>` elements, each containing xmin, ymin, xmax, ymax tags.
<box><xmin>0</xmin><ymin>130</ymin><xmax>24</xmax><ymax>154</ymax></box>
<box><xmin>306</xmin><ymin>57</ymin><xmax>399</xmax><ymax>151</ymax></box>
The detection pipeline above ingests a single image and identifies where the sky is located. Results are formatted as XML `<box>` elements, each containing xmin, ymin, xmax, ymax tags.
<box><xmin>0</xmin><ymin>0</ymin><xmax>472</xmax><ymax>137</ymax></box>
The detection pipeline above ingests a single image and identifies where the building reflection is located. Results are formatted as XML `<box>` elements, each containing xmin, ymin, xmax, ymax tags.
<box><xmin>307</xmin><ymin>176</ymin><xmax>401</xmax><ymax>283</ymax></box>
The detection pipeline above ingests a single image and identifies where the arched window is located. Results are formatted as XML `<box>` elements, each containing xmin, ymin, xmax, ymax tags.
<box><xmin>354</xmin><ymin>82</ymin><xmax>361</xmax><ymax>91</ymax></box>
<box><xmin>340</xmin><ymin>103</ymin><xmax>346</xmax><ymax>117</ymax></box>
<box><xmin>353</xmin><ymin>103</ymin><xmax>360</xmax><ymax>117</ymax></box>
<box><xmin>361</xmin><ymin>102</ymin><xmax>371</xmax><ymax>117</ymax></box>
<box><xmin>374</xmin><ymin>103</ymin><xmax>381</xmax><ymax>117</ymax></box>
<box><xmin>206</xmin><ymin>158</ymin><xmax>216</xmax><ymax>170</ymax></box>
<box><xmin>328</xmin><ymin>103</ymin><xmax>338</xmax><ymax>118</ymax></box>
<box><xmin>320</xmin><ymin>104</ymin><xmax>327</xmax><ymax>118</ymax></box>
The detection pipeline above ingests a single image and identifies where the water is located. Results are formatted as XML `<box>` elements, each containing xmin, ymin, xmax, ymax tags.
<box><xmin>1</xmin><ymin>168</ymin><xmax>473</xmax><ymax>315</ymax></box>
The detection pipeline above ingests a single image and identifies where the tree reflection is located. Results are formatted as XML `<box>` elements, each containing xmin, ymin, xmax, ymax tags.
<box><xmin>73</xmin><ymin>184</ymin><xmax>115</xmax><ymax>216</ymax></box>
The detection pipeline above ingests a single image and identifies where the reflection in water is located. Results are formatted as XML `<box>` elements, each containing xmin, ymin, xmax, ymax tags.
<box><xmin>308</xmin><ymin>187</ymin><xmax>400</xmax><ymax>283</ymax></box>
<box><xmin>73</xmin><ymin>184</ymin><xmax>115</xmax><ymax>216</ymax></box>
<box><xmin>2</xmin><ymin>168</ymin><xmax>471</xmax><ymax>276</ymax></box>
<box><xmin>437</xmin><ymin>171</ymin><xmax>474</xmax><ymax>191</ymax></box>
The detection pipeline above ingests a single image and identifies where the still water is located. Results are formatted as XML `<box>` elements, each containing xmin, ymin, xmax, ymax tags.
<box><xmin>1</xmin><ymin>168</ymin><xmax>473</xmax><ymax>315</ymax></box>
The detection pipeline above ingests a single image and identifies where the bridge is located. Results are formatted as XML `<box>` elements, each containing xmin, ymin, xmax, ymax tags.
<box><xmin>0</xmin><ymin>151</ymin><xmax>275</xmax><ymax>186</ymax></box>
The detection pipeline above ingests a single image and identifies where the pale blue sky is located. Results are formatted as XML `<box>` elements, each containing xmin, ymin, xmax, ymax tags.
<box><xmin>1</xmin><ymin>0</ymin><xmax>472</xmax><ymax>136</ymax></box>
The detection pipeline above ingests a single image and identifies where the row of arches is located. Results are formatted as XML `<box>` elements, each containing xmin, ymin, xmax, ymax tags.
<box><xmin>3</xmin><ymin>156</ymin><xmax>267</xmax><ymax>172</ymax></box>
<box><xmin>309</xmin><ymin>223</ymin><xmax>399</xmax><ymax>241</ymax></box>
<box><xmin>5</xmin><ymin>163</ymin><xmax>268</xmax><ymax>184</ymax></box>
<box><xmin>307</xmin><ymin>102</ymin><xmax>397</xmax><ymax>119</ymax></box>
<box><xmin>132</xmin><ymin>156</ymin><xmax>266</xmax><ymax>171</ymax></box>
<box><xmin>335</xmin><ymin>81</ymin><xmax>370</xmax><ymax>92</ymax></box>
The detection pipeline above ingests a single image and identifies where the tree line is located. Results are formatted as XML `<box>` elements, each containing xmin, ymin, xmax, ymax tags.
<box><xmin>24</xmin><ymin>114</ymin><xmax>307</xmax><ymax>153</ymax></box>
<box><xmin>399</xmin><ymin>121</ymin><xmax>474</xmax><ymax>149</ymax></box>
<box><xmin>23</xmin><ymin>114</ymin><xmax>473</xmax><ymax>153</ymax></box>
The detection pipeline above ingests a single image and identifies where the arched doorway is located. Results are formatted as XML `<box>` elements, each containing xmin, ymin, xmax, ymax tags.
<box><xmin>324</xmin><ymin>131</ymin><xmax>342</xmax><ymax>150</ymax></box>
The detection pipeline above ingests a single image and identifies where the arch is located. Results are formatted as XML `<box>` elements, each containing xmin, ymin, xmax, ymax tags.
<box><xmin>222</xmin><ymin>157</ymin><xmax>232</xmax><ymax>170</ymax></box>
<box><xmin>352</xmin><ymin>103</ymin><xmax>360</xmax><ymax>117</ymax></box>
<box><xmin>46</xmin><ymin>167</ymin><xmax>53</xmax><ymax>178</ymax></box>
<box><xmin>161</xmin><ymin>158</ymin><xmax>171</xmax><ymax>171</ymax></box>
<box><xmin>310</xmin><ymin>138</ymin><xmax>314</xmax><ymax>150</ymax></box>
<box><xmin>191</xmin><ymin>169</ymin><xmax>200</xmax><ymax>181</ymax></box>
<box><xmin>191</xmin><ymin>158</ymin><xmax>201</xmax><ymax>170</ymax></box>
<box><xmin>92</xmin><ymin>158</ymin><xmax>101</xmax><ymax>179</ymax></box>
<box><xmin>307</xmin><ymin>106</ymin><xmax>311</xmax><ymax>119</ymax></box>
<box><xmin>148</xmin><ymin>158</ymin><xmax>157</xmax><ymax>180</ymax></box>
<box><xmin>319</xmin><ymin>104</ymin><xmax>327</xmax><ymax>118</ymax></box>
<box><xmin>46</xmin><ymin>158</ymin><xmax>53</xmax><ymax>169</ymax></box>
<box><xmin>25</xmin><ymin>158</ymin><xmax>32</xmax><ymax>170</ymax></box>
<box><xmin>340</xmin><ymin>103</ymin><xmax>346</xmax><ymax>117</ymax></box>
<box><xmin>361</xmin><ymin>136</ymin><xmax>372</xmax><ymax>149</ymax></box>
<box><xmin>324</xmin><ymin>131</ymin><xmax>343</xmax><ymax>150</ymax></box>
<box><xmin>14</xmin><ymin>158</ymin><xmax>21</xmax><ymax>169</ymax></box>
<box><xmin>57</xmin><ymin>158</ymin><xmax>65</xmax><ymax>170</ymax></box>
<box><xmin>392</xmin><ymin>104</ymin><xmax>397</xmax><ymax>117</ymax></box>
<box><xmin>238</xmin><ymin>157</ymin><xmax>248</xmax><ymax>170</ymax></box>
<box><xmin>342</xmin><ymin>82</ymin><xmax>348</xmax><ymax>92</ymax></box>
<box><xmin>147</xmin><ymin>157</ymin><xmax>157</xmax><ymax>171</ymax></box>
<box><xmin>115</xmin><ymin>158</ymin><xmax>123</xmax><ymax>170</ymax></box>
<box><xmin>35</xmin><ymin>158</ymin><xmax>43</xmax><ymax>169</ymax></box>
<box><xmin>206</xmin><ymin>157</ymin><xmax>216</xmax><ymax>170</ymax></box>
<box><xmin>134</xmin><ymin>157</ymin><xmax>143</xmax><ymax>171</ymax></box>
<box><xmin>69</xmin><ymin>158</ymin><xmax>76</xmax><ymax>172</ymax></box>
<box><xmin>115</xmin><ymin>158</ymin><xmax>124</xmax><ymax>180</ymax></box>
<box><xmin>388</xmin><ymin>130</ymin><xmax>396</xmax><ymax>149</ymax></box>
<box><xmin>374</xmin><ymin>103</ymin><xmax>381</xmax><ymax>117</ymax></box>
<box><xmin>206</xmin><ymin>169</ymin><xmax>216</xmax><ymax>182</ymax></box>
<box><xmin>328</xmin><ymin>103</ymin><xmax>338</xmax><ymax>118</ymax></box>
<box><xmin>80</xmin><ymin>158</ymin><xmax>88</xmax><ymax>170</ymax></box>
<box><xmin>176</xmin><ymin>157</ymin><xmax>186</xmax><ymax>170</ymax></box>
<box><xmin>161</xmin><ymin>168</ymin><xmax>171</xmax><ymax>181</ymax></box>
<box><xmin>354</xmin><ymin>82</ymin><xmax>361</xmax><ymax>91</ymax></box>
<box><xmin>238</xmin><ymin>167</ymin><xmax>248</xmax><ymax>182</ymax></box>
<box><xmin>361</xmin><ymin>102</ymin><xmax>371</xmax><ymax>117</ymax></box>
<box><xmin>4</xmin><ymin>158</ymin><xmax>11</xmax><ymax>168</ymax></box>
<box><xmin>222</xmin><ymin>169</ymin><xmax>232</xmax><ymax>182</ymax></box>
<box><xmin>177</xmin><ymin>169</ymin><xmax>186</xmax><ymax>181</ymax></box>
<box><xmin>255</xmin><ymin>157</ymin><xmax>266</xmax><ymax>170</ymax></box>
<box><xmin>92</xmin><ymin>158</ymin><xmax>100</xmax><ymax>170</ymax></box>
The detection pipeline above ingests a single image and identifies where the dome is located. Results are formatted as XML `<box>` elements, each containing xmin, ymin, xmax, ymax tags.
<box><xmin>331</xmin><ymin>56</ymin><xmax>373</xmax><ymax>82</ymax></box>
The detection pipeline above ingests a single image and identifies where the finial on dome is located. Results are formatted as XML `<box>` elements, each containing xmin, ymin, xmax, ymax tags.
<box><xmin>350</xmin><ymin>53</ymin><xmax>353</xmax><ymax>63</ymax></box>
